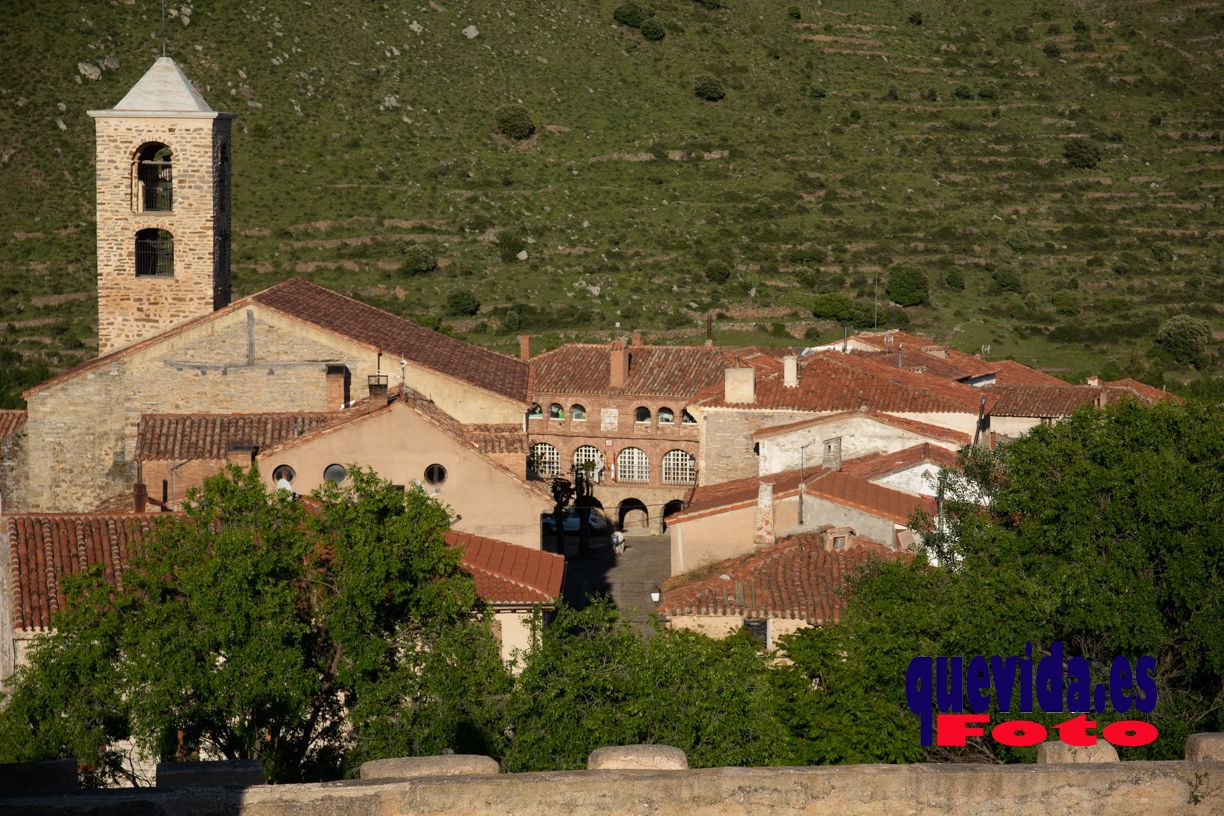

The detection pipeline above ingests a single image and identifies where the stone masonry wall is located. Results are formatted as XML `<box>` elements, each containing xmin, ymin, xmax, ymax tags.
<box><xmin>94</xmin><ymin>115</ymin><xmax>231</xmax><ymax>355</ymax></box>
<box><xmin>5</xmin><ymin>761</ymin><xmax>1221</xmax><ymax>815</ymax></box>
<box><xmin>0</xmin><ymin>431</ymin><xmax>27</xmax><ymax>513</ymax></box>
<box><xmin>699</xmin><ymin>407</ymin><xmax>816</xmax><ymax>485</ymax></box>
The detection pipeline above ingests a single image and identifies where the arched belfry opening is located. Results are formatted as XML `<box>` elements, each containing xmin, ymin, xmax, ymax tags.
<box><xmin>134</xmin><ymin>142</ymin><xmax>173</xmax><ymax>212</ymax></box>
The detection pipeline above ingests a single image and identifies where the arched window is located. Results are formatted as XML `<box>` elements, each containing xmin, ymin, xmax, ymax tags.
<box><xmin>529</xmin><ymin>442</ymin><xmax>560</xmax><ymax>478</ymax></box>
<box><xmin>616</xmin><ymin>447</ymin><xmax>650</xmax><ymax>483</ymax></box>
<box><xmin>574</xmin><ymin>445</ymin><xmax>603</xmax><ymax>480</ymax></box>
<box><xmin>662</xmin><ymin>450</ymin><xmax>696</xmax><ymax>485</ymax></box>
<box><xmin>135</xmin><ymin>142</ymin><xmax>173</xmax><ymax>212</ymax></box>
<box><xmin>634</xmin><ymin>406</ymin><xmax>651</xmax><ymax>424</ymax></box>
<box><xmin>658</xmin><ymin>407</ymin><xmax>675</xmax><ymax>425</ymax></box>
<box><xmin>135</xmin><ymin>229</ymin><xmax>174</xmax><ymax>277</ymax></box>
<box><xmin>681</xmin><ymin>409</ymin><xmax>697</xmax><ymax>425</ymax></box>
<box><xmin>527</xmin><ymin>403</ymin><xmax>544</xmax><ymax>420</ymax></box>
<box><xmin>571</xmin><ymin>404</ymin><xmax>587</xmax><ymax>421</ymax></box>
<box><xmin>324</xmin><ymin>464</ymin><xmax>347</xmax><ymax>484</ymax></box>
<box><xmin>548</xmin><ymin>403</ymin><xmax>565</xmax><ymax>420</ymax></box>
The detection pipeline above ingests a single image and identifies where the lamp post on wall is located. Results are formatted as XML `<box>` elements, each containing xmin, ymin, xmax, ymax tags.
<box><xmin>798</xmin><ymin>439</ymin><xmax>816</xmax><ymax>527</ymax></box>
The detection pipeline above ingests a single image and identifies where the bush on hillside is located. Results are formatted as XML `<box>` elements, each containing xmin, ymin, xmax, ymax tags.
<box><xmin>885</xmin><ymin>267</ymin><xmax>929</xmax><ymax>307</ymax></box>
<box><xmin>495</xmin><ymin>105</ymin><xmax>536</xmax><ymax>141</ymax></box>
<box><xmin>1063</xmin><ymin>138</ymin><xmax>1102</xmax><ymax>169</ymax></box>
<box><xmin>640</xmin><ymin>18</ymin><xmax>666</xmax><ymax>41</ymax></box>
<box><xmin>787</xmin><ymin>7</ymin><xmax>801</xmax><ymax>20</ymax></box>
<box><xmin>401</xmin><ymin>244</ymin><xmax>438</xmax><ymax>276</ymax></box>
<box><xmin>691</xmin><ymin>0</ymin><xmax>721</xmax><ymax>8</ymax></box>
<box><xmin>497</xmin><ymin>231</ymin><xmax>528</xmax><ymax>263</ymax></box>
<box><xmin>705</xmin><ymin>260</ymin><xmax>732</xmax><ymax>284</ymax></box>
<box><xmin>991</xmin><ymin>268</ymin><xmax>1024</xmax><ymax>293</ymax></box>
<box><xmin>694</xmin><ymin>75</ymin><xmax>725</xmax><ymax>102</ymax></box>
<box><xmin>952</xmin><ymin>85</ymin><xmax>972</xmax><ymax>100</ymax></box>
<box><xmin>446</xmin><ymin>290</ymin><xmax>481</xmax><ymax>317</ymax></box>
<box><xmin>945</xmin><ymin>268</ymin><xmax>965</xmax><ymax>291</ymax></box>
<box><xmin>1051</xmin><ymin>290</ymin><xmax>1081</xmax><ymax>316</ymax></box>
<box><xmin>1155</xmin><ymin>316</ymin><xmax>1212</xmax><ymax>367</ymax></box>
<box><xmin>908</xmin><ymin>11</ymin><xmax>923</xmax><ymax>25</ymax></box>
<box><xmin>613</xmin><ymin>2</ymin><xmax>650</xmax><ymax>28</ymax></box>
<box><xmin>1042</xmin><ymin>41</ymin><xmax>1062</xmax><ymax>59</ymax></box>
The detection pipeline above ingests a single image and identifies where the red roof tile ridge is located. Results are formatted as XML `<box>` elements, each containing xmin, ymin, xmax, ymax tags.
<box><xmin>839</xmin><ymin>443</ymin><xmax>959</xmax><ymax>480</ymax></box>
<box><xmin>445</xmin><ymin>530</ymin><xmax>564</xmax><ymax>601</ymax></box>
<box><xmin>751</xmin><ymin>409</ymin><xmax>970</xmax><ymax>444</ymax></box>
<box><xmin>0</xmin><ymin>409</ymin><xmax>28</xmax><ymax>439</ymax></box>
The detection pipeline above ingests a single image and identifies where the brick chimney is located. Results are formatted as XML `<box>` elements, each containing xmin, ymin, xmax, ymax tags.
<box><xmin>753</xmin><ymin>481</ymin><xmax>775</xmax><ymax>548</ymax></box>
<box><xmin>783</xmin><ymin>353</ymin><xmax>799</xmax><ymax>388</ymax></box>
<box><xmin>724</xmin><ymin>366</ymin><xmax>755</xmax><ymax>404</ymax></box>
<box><xmin>367</xmin><ymin>373</ymin><xmax>389</xmax><ymax>400</ymax></box>
<box><xmin>610</xmin><ymin>341</ymin><xmax>629</xmax><ymax>388</ymax></box>
<box><xmin>326</xmin><ymin>365</ymin><xmax>350</xmax><ymax>409</ymax></box>
<box><xmin>134</xmin><ymin>482</ymin><xmax>148</xmax><ymax>513</ymax></box>
<box><xmin>227</xmin><ymin>444</ymin><xmax>257</xmax><ymax>467</ymax></box>
<box><xmin>518</xmin><ymin>335</ymin><xmax>532</xmax><ymax>361</ymax></box>
<box><xmin>631</xmin><ymin>330</ymin><xmax>643</xmax><ymax>347</ymax></box>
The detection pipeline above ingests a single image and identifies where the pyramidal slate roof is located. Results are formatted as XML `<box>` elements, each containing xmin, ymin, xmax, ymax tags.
<box><xmin>105</xmin><ymin>57</ymin><xmax>214</xmax><ymax>113</ymax></box>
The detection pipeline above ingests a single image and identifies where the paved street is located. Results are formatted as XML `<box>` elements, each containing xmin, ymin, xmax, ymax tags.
<box><xmin>556</xmin><ymin>534</ymin><xmax>672</xmax><ymax>632</ymax></box>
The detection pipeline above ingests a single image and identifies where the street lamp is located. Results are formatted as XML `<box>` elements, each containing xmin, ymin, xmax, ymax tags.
<box><xmin>649</xmin><ymin>585</ymin><xmax>662</xmax><ymax>604</ymax></box>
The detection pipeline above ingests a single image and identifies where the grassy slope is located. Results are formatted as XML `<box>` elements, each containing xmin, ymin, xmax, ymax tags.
<box><xmin>0</xmin><ymin>0</ymin><xmax>1220</xmax><ymax>403</ymax></box>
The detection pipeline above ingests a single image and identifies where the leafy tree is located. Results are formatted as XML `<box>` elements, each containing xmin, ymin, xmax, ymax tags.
<box><xmin>401</xmin><ymin>243</ymin><xmax>438</xmax><ymax>276</ymax></box>
<box><xmin>694</xmin><ymin>75</ymin><xmax>725</xmax><ymax>102</ymax></box>
<box><xmin>446</xmin><ymin>289</ymin><xmax>481</xmax><ymax>316</ymax></box>
<box><xmin>503</xmin><ymin>602</ymin><xmax>794</xmax><ymax>771</ymax></box>
<box><xmin>0</xmin><ymin>467</ymin><xmax>507</xmax><ymax>784</ymax></box>
<box><xmin>990</xmin><ymin>267</ymin><xmax>1024</xmax><ymax>293</ymax></box>
<box><xmin>494</xmin><ymin>105</ymin><xmax>536</xmax><ymax>141</ymax></box>
<box><xmin>786</xmin><ymin>401</ymin><xmax>1224</xmax><ymax>763</ymax></box>
<box><xmin>945</xmin><ymin>268</ymin><xmax>965</xmax><ymax>291</ymax></box>
<box><xmin>705</xmin><ymin>259</ymin><xmax>732</xmax><ymax>284</ymax></box>
<box><xmin>1063</xmin><ymin>138</ymin><xmax>1102</xmax><ymax>169</ymax></box>
<box><xmin>1155</xmin><ymin>315</ymin><xmax>1212</xmax><ymax>367</ymax></box>
<box><xmin>885</xmin><ymin>267</ymin><xmax>929</xmax><ymax>307</ymax></box>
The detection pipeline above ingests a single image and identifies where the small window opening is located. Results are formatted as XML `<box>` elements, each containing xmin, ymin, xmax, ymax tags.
<box><xmin>135</xmin><ymin>228</ymin><xmax>174</xmax><ymax>277</ymax></box>
<box><xmin>424</xmin><ymin>464</ymin><xmax>447</xmax><ymax>485</ymax></box>
<box><xmin>324</xmin><ymin>464</ymin><xmax>347</xmax><ymax>484</ymax></box>
<box><xmin>136</xmin><ymin>142</ymin><xmax>173</xmax><ymax>211</ymax></box>
<box><xmin>527</xmin><ymin>403</ymin><xmax>544</xmax><ymax>419</ymax></box>
<box><xmin>548</xmin><ymin>403</ymin><xmax>565</xmax><ymax>420</ymax></box>
<box><xmin>832</xmin><ymin>535</ymin><xmax>847</xmax><ymax>550</ymax></box>
<box><xmin>634</xmin><ymin>406</ymin><xmax>651</xmax><ymax>424</ymax></box>
<box><xmin>681</xmin><ymin>409</ymin><xmax>697</xmax><ymax>425</ymax></box>
<box><xmin>743</xmin><ymin>618</ymin><xmax>769</xmax><ymax>647</ymax></box>
<box><xmin>570</xmin><ymin>404</ymin><xmax>587</xmax><ymax>421</ymax></box>
<box><xmin>658</xmin><ymin>407</ymin><xmax>675</xmax><ymax>424</ymax></box>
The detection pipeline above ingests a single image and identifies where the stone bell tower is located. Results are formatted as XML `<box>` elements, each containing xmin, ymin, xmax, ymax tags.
<box><xmin>88</xmin><ymin>57</ymin><xmax>235</xmax><ymax>355</ymax></box>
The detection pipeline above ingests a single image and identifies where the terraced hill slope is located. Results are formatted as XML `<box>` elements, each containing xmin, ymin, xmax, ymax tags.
<box><xmin>1</xmin><ymin>0</ymin><xmax>1220</xmax><ymax>405</ymax></box>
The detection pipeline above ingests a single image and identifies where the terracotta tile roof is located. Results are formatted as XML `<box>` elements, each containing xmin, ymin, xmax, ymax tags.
<box><xmin>137</xmin><ymin>412</ymin><xmax>339</xmax><ymax>460</ymax></box>
<box><xmin>5</xmin><ymin>513</ymin><xmax>561</xmax><ymax>633</ymax></box>
<box><xmin>990</xmin><ymin>359</ymin><xmax>1067</xmax><ymax>386</ymax></box>
<box><xmin>3</xmin><ymin>513</ymin><xmax>164</xmax><ymax>631</ymax></box>
<box><xmin>659</xmin><ymin>533</ymin><xmax>904</xmax><ymax>623</ymax></box>
<box><xmin>252</xmin><ymin>279</ymin><xmax>527</xmax><ymax>402</ymax></box>
<box><xmin>464</xmin><ymin>424</ymin><xmax>528</xmax><ymax>454</ymax></box>
<box><xmin>670</xmin><ymin>466</ymin><xmax>934</xmax><ymax>526</ymax></box>
<box><xmin>528</xmin><ymin>343</ymin><xmax>783</xmax><ymax>399</ymax></box>
<box><xmin>0</xmin><ymin>410</ymin><xmax>26</xmax><ymax>440</ymax></box>
<box><xmin>696</xmin><ymin>351</ymin><xmax>991</xmax><ymax>414</ymax></box>
<box><xmin>751</xmin><ymin>409</ymin><xmax>971</xmax><ymax>446</ymax></box>
<box><xmin>838</xmin><ymin>443</ymin><xmax>959</xmax><ymax>481</ymax></box>
<box><xmin>1104</xmin><ymin>378</ymin><xmax>1179</xmax><ymax>403</ymax></box>
<box><xmin>446</xmin><ymin>530</ymin><xmax>564</xmax><ymax>606</ymax></box>
<box><xmin>848</xmin><ymin>330</ymin><xmax>996</xmax><ymax>381</ymax></box>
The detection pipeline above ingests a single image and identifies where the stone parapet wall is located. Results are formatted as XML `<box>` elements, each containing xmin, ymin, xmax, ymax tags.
<box><xmin>2</xmin><ymin>761</ymin><xmax>1220</xmax><ymax>815</ymax></box>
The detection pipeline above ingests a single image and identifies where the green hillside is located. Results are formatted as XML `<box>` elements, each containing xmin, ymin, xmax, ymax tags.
<box><xmin>1</xmin><ymin>0</ymin><xmax>1221</xmax><ymax>404</ymax></box>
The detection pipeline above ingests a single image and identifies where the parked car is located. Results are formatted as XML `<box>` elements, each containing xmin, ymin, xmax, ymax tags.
<box><xmin>541</xmin><ymin>507</ymin><xmax>613</xmax><ymax>535</ymax></box>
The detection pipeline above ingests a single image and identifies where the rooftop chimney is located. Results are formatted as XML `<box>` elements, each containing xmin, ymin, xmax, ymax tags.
<box><xmin>367</xmin><ymin>373</ymin><xmax>390</xmax><ymax>401</ymax></box>
<box><xmin>326</xmin><ymin>365</ymin><xmax>350</xmax><ymax>409</ymax></box>
<box><xmin>134</xmin><ymin>482</ymin><xmax>148</xmax><ymax>513</ymax></box>
<box><xmin>518</xmin><ymin>335</ymin><xmax>532</xmax><ymax>361</ymax></box>
<box><xmin>783</xmin><ymin>353</ymin><xmax>799</xmax><ymax>388</ymax></box>
<box><xmin>724</xmin><ymin>367</ymin><xmax>755</xmax><ymax>404</ymax></box>
<box><xmin>631</xmin><ymin>330</ymin><xmax>642</xmax><ymax>347</ymax></box>
<box><xmin>753</xmin><ymin>481</ymin><xmax>775</xmax><ymax>549</ymax></box>
<box><xmin>227</xmin><ymin>444</ymin><xmax>257</xmax><ymax>466</ymax></box>
<box><xmin>610</xmin><ymin>341</ymin><xmax>629</xmax><ymax>388</ymax></box>
<box><xmin>822</xmin><ymin>437</ymin><xmax>842</xmax><ymax>472</ymax></box>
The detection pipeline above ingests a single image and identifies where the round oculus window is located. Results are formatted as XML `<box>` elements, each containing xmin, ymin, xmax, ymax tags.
<box><xmin>272</xmin><ymin>464</ymin><xmax>295</xmax><ymax>484</ymax></box>
<box><xmin>324</xmin><ymin>464</ymin><xmax>347</xmax><ymax>484</ymax></box>
<box><xmin>424</xmin><ymin>464</ymin><xmax>447</xmax><ymax>485</ymax></box>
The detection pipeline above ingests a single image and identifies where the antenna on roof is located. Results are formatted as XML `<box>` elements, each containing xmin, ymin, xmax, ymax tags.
<box><xmin>160</xmin><ymin>0</ymin><xmax>167</xmax><ymax>57</ymax></box>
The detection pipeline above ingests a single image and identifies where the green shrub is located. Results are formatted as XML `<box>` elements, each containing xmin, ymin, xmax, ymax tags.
<box><xmin>497</xmin><ymin>231</ymin><xmax>528</xmax><ymax>262</ymax></box>
<box><xmin>809</xmin><ymin>86</ymin><xmax>827</xmax><ymax>100</ymax></box>
<box><xmin>787</xmin><ymin>6</ymin><xmax>801</xmax><ymax>20</ymax></box>
<box><xmin>976</xmin><ymin>86</ymin><xmax>998</xmax><ymax>100</ymax></box>
<box><xmin>690</xmin><ymin>0</ymin><xmax>721</xmax><ymax>8</ymax></box>
<box><xmin>885</xmin><ymin>267</ymin><xmax>929</xmax><ymax>307</ymax></box>
<box><xmin>1004</xmin><ymin>228</ymin><xmax>1029</xmax><ymax>253</ymax></box>
<box><xmin>1042</xmin><ymin>41</ymin><xmax>1061</xmax><ymax>59</ymax></box>
<box><xmin>705</xmin><ymin>260</ymin><xmax>732</xmax><ymax>284</ymax></box>
<box><xmin>401</xmin><ymin>244</ymin><xmax>437</xmax><ymax>276</ymax></box>
<box><xmin>991</xmin><ymin>268</ymin><xmax>1024</xmax><ymax>293</ymax></box>
<box><xmin>694</xmin><ymin>75</ymin><xmax>725</xmax><ymax>102</ymax></box>
<box><xmin>446</xmin><ymin>290</ymin><xmax>481</xmax><ymax>316</ymax></box>
<box><xmin>1051</xmin><ymin>290</ymin><xmax>1080</xmax><ymax>316</ymax></box>
<box><xmin>1155</xmin><ymin>316</ymin><xmax>1212</xmax><ymax>367</ymax></box>
<box><xmin>908</xmin><ymin>11</ymin><xmax>923</xmax><ymax>25</ymax></box>
<box><xmin>953</xmin><ymin>85</ymin><xmax>973</xmax><ymax>100</ymax></box>
<box><xmin>613</xmin><ymin>2</ymin><xmax>650</xmax><ymax>28</ymax></box>
<box><xmin>500</xmin><ymin>310</ymin><xmax>522</xmax><ymax>333</ymax></box>
<box><xmin>945</xmin><ymin>268</ymin><xmax>965</xmax><ymax>290</ymax></box>
<box><xmin>1149</xmin><ymin>113</ymin><xmax>1163</xmax><ymax>127</ymax></box>
<box><xmin>1063</xmin><ymin>138</ymin><xmax>1102</xmax><ymax>169</ymax></box>
<box><xmin>495</xmin><ymin>105</ymin><xmax>536</xmax><ymax>141</ymax></box>
<box><xmin>1150</xmin><ymin>243</ymin><xmax>1174</xmax><ymax>263</ymax></box>
<box><xmin>924</xmin><ymin>88</ymin><xmax>938</xmax><ymax>102</ymax></box>
<box><xmin>1013</xmin><ymin>25</ymin><xmax>1034</xmax><ymax>42</ymax></box>
<box><xmin>640</xmin><ymin>18</ymin><xmax>666</xmax><ymax>40</ymax></box>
